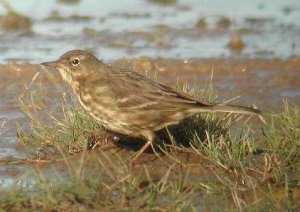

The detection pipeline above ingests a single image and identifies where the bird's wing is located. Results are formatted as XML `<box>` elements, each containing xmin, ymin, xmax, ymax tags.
<box><xmin>105</xmin><ymin>69</ymin><xmax>212</xmax><ymax>111</ymax></box>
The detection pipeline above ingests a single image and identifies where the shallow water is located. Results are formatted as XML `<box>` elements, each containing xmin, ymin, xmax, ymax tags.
<box><xmin>0</xmin><ymin>0</ymin><xmax>299</xmax><ymax>62</ymax></box>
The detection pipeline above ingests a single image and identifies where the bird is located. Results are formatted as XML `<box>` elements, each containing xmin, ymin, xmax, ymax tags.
<box><xmin>41</xmin><ymin>50</ymin><xmax>263</xmax><ymax>161</ymax></box>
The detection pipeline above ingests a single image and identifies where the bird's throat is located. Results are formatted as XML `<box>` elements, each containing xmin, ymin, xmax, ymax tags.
<box><xmin>58</xmin><ymin>68</ymin><xmax>73</xmax><ymax>84</ymax></box>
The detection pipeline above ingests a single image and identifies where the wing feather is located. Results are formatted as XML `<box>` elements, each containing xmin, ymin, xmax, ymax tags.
<box><xmin>105</xmin><ymin>69</ymin><xmax>212</xmax><ymax>111</ymax></box>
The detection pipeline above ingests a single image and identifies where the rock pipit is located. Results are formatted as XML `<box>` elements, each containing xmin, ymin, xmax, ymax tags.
<box><xmin>41</xmin><ymin>50</ymin><xmax>263</xmax><ymax>162</ymax></box>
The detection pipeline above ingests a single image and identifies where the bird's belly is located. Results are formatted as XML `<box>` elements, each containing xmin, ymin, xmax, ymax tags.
<box><xmin>77</xmin><ymin>93</ymin><xmax>135</xmax><ymax>135</ymax></box>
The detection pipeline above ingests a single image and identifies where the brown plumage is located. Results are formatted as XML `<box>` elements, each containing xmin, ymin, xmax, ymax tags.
<box><xmin>41</xmin><ymin>50</ymin><xmax>263</xmax><ymax>161</ymax></box>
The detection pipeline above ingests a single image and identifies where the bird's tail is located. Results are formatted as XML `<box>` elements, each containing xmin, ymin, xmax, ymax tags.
<box><xmin>191</xmin><ymin>103</ymin><xmax>266</xmax><ymax>124</ymax></box>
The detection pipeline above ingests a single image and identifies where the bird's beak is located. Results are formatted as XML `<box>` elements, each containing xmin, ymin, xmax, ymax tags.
<box><xmin>40</xmin><ymin>61</ymin><xmax>58</xmax><ymax>67</ymax></box>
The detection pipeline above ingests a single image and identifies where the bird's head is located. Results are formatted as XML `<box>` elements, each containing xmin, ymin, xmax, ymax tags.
<box><xmin>41</xmin><ymin>50</ymin><xmax>102</xmax><ymax>84</ymax></box>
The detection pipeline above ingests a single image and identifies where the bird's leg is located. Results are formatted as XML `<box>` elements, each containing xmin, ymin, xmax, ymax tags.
<box><xmin>131</xmin><ymin>131</ymin><xmax>155</xmax><ymax>162</ymax></box>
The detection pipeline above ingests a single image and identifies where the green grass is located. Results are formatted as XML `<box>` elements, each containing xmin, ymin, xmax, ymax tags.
<box><xmin>1</xmin><ymin>79</ymin><xmax>299</xmax><ymax>211</ymax></box>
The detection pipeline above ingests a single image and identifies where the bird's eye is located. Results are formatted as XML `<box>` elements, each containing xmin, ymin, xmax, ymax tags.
<box><xmin>71</xmin><ymin>58</ymin><xmax>80</xmax><ymax>66</ymax></box>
